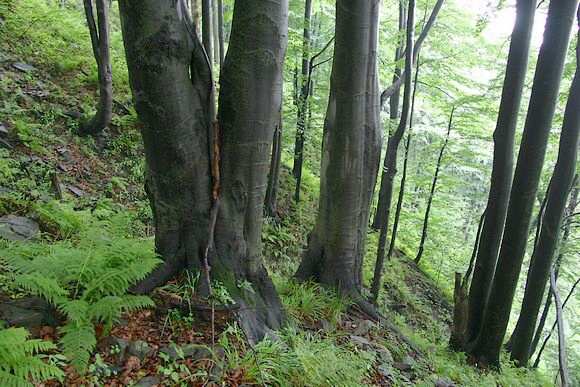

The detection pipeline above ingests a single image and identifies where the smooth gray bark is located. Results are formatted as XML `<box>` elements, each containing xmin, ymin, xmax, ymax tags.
<box><xmin>296</xmin><ymin>0</ymin><xmax>381</xmax><ymax>313</ymax></box>
<box><xmin>471</xmin><ymin>0</ymin><xmax>578</xmax><ymax>367</ymax></box>
<box><xmin>119</xmin><ymin>0</ymin><xmax>288</xmax><ymax>342</ymax></box>
<box><xmin>465</xmin><ymin>0</ymin><xmax>537</xmax><ymax>346</ymax></box>
<box><xmin>510</xmin><ymin>27</ymin><xmax>580</xmax><ymax>366</ymax></box>
<box><xmin>81</xmin><ymin>0</ymin><xmax>112</xmax><ymax>135</ymax></box>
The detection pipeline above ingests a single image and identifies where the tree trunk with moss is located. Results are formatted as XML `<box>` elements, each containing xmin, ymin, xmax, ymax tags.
<box><xmin>470</xmin><ymin>0</ymin><xmax>578</xmax><ymax>367</ymax></box>
<box><xmin>119</xmin><ymin>0</ymin><xmax>288</xmax><ymax>342</ymax></box>
<box><xmin>80</xmin><ymin>0</ymin><xmax>112</xmax><ymax>135</ymax></box>
<box><xmin>296</xmin><ymin>0</ymin><xmax>381</xmax><ymax>312</ymax></box>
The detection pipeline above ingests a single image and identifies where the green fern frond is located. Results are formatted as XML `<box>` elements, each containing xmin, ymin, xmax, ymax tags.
<box><xmin>0</xmin><ymin>328</ymin><xmax>64</xmax><ymax>386</ymax></box>
<box><xmin>13</xmin><ymin>273</ymin><xmax>68</xmax><ymax>305</ymax></box>
<box><xmin>59</xmin><ymin>322</ymin><xmax>96</xmax><ymax>372</ymax></box>
<box><xmin>57</xmin><ymin>300</ymin><xmax>90</xmax><ymax>323</ymax></box>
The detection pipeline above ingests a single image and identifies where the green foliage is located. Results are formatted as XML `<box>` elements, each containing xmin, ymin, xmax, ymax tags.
<box><xmin>0</xmin><ymin>206</ymin><xmax>160</xmax><ymax>372</ymax></box>
<box><xmin>219</xmin><ymin>324</ymin><xmax>374</xmax><ymax>387</ymax></box>
<box><xmin>276</xmin><ymin>279</ymin><xmax>350</xmax><ymax>327</ymax></box>
<box><xmin>0</xmin><ymin>327</ymin><xmax>64</xmax><ymax>387</ymax></box>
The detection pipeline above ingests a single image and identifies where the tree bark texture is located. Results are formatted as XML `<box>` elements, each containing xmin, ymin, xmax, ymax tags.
<box><xmin>81</xmin><ymin>0</ymin><xmax>112</xmax><ymax>135</ymax></box>
<box><xmin>509</xmin><ymin>30</ymin><xmax>580</xmax><ymax>366</ymax></box>
<box><xmin>369</xmin><ymin>0</ymin><xmax>415</xmax><ymax>304</ymax></box>
<box><xmin>415</xmin><ymin>107</ymin><xmax>454</xmax><ymax>265</ymax></box>
<box><xmin>216</xmin><ymin>0</ymin><xmax>225</xmax><ymax>66</ymax></box>
<box><xmin>470</xmin><ymin>0</ymin><xmax>578</xmax><ymax>367</ymax></box>
<box><xmin>465</xmin><ymin>0</ymin><xmax>537</xmax><ymax>346</ymax></box>
<box><xmin>214</xmin><ymin>0</ymin><xmax>289</xmax><ymax>342</ymax></box>
<box><xmin>550</xmin><ymin>268</ymin><xmax>570</xmax><ymax>387</ymax></box>
<box><xmin>296</xmin><ymin>0</ymin><xmax>381</xmax><ymax>308</ymax></box>
<box><xmin>119</xmin><ymin>0</ymin><xmax>289</xmax><ymax>343</ymax></box>
<box><xmin>292</xmin><ymin>0</ymin><xmax>313</xmax><ymax>201</ymax></box>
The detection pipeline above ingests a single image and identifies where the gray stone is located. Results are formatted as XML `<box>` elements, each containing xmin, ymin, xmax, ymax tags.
<box><xmin>128</xmin><ymin>340</ymin><xmax>153</xmax><ymax>361</ymax></box>
<box><xmin>0</xmin><ymin>215</ymin><xmax>40</xmax><ymax>241</ymax></box>
<box><xmin>352</xmin><ymin>319</ymin><xmax>376</xmax><ymax>336</ymax></box>
<box><xmin>12</xmin><ymin>62</ymin><xmax>36</xmax><ymax>73</ymax></box>
<box><xmin>349</xmin><ymin>335</ymin><xmax>372</xmax><ymax>349</ymax></box>
<box><xmin>435</xmin><ymin>377</ymin><xmax>456</xmax><ymax>387</ymax></box>
<box><xmin>375</xmin><ymin>345</ymin><xmax>394</xmax><ymax>364</ymax></box>
<box><xmin>101</xmin><ymin>336</ymin><xmax>129</xmax><ymax>365</ymax></box>
<box><xmin>0</xmin><ymin>123</ymin><xmax>8</xmax><ymax>137</ymax></box>
<box><xmin>160</xmin><ymin>343</ymin><xmax>222</xmax><ymax>362</ymax></box>
<box><xmin>0</xmin><ymin>296</ymin><xmax>56</xmax><ymax>333</ymax></box>
<box><xmin>66</xmin><ymin>185</ymin><xmax>86</xmax><ymax>197</ymax></box>
<box><xmin>134</xmin><ymin>375</ymin><xmax>161</xmax><ymax>387</ymax></box>
<box><xmin>377</xmin><ymin>363</ymin><xmax>394</xmax><ymax>379</ymax></box>
<box><xmin>393</xmin><ymin>355</ymin><xmax>415</xmax><ymax>372</ymax></box>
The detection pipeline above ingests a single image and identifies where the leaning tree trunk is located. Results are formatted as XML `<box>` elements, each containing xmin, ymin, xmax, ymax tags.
<box><xmin>296</xmin><ymin>0</ymin><xmax>381</xmax><ymax>312</ymax></box>
<box><xmin>80</xmin><ymin>0</ymin><xmax>112</xmax><ymax>135</ymax></box>
<box><xmin>119</xmin><ymin>0</ymin><xmax>289</xmax><ymax>343</ymax></box>
<box><xmin>214</xmin><ymin>0</ymin><xmax>289</xmax><ymax>342</ymax></box>
<box><xmin>415</xmin><ymin>106</ymin><xmax>454</xmax><ymax>265</ymax></box>
<box><xmin>464</xmin><ymin>0</ymin><xmax>537</xmax><ymax>347</ymax></box>
<box><xmin>509</xmin><ymin>31</ymin><xmax>580</xmax><ymax>366</ymax></box>
<box><xmin>370</xmin><ymin>0</ymin><xmax>414</xmax><ymax>304</ymax></box>
<box><xmin>292</xmin><ymin>0</ymin><xmax>313</xmax><ymax>202</ymax></box>
<box><xmin>470</xmin><ymin>0</ymin><xmax>578</xmax><ymax>367</ymax></box>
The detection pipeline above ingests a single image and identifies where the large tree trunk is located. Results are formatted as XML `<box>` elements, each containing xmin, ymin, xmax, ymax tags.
<box><xmin>509</xmin><ymin>34</ymin><xmax>580</xmax><ymax>366</ymax></box>
<box><xmin>370</xmin><ymin>0</ymin><xmax>414</xmax><ymax>304</ymax></box>
<box><xmin>296</xmin><ymin>0</ymin><xmax>381</xmax><ymax>310</ymax></box>
<box><xmin>119</xmin><ymin>0</ymin><xmax>288</xmax><ymax>343</ymax></box>
<box><xmin>469</xmin><ymin>0</ymin><xmax>578</xmax><ymax>367</ymax></box>
<box><xmin>464</xmin><ymin>0</ymin><xmax>537</xmax><ymax>346</ymax></box>
<box><xmin>213</xmin><ymin>0</ymin><xmax>288</xmax><ymax>342</ymax></box>
<box><xmin>414</xmin><ymin>107</ymin><xmax>454</xmax><ymax>265</ymax></box>
<box><xmin>80</xmin><ymin>0</ymin><xmax>112</xmax><ymax>135</ymax></box>
<box><xmin>292</xmin><ymin>0</ymin><xmax>313</xmax><ymax>202</ymax></box>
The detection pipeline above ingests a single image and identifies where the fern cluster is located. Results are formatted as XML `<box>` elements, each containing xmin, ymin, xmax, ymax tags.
<box><xmin>0</xmin><ymin>327</ymin><xmax>64</xmax><ymax>387</ymax></box>
<box><xmin>1</xmin><ymin>206</ymin><xmax>160</xmax><ymax>372</ymax></box>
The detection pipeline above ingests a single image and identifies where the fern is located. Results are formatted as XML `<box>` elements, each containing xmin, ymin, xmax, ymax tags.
<box><xmin>0</xmin><ymin>327</ymin><xmax>64</xmax><ymax>387</ymax></box>
<box><xmin>0</xmin><ymin>207</ymin><xmax>161</xmax><ymax>373</ymax></box>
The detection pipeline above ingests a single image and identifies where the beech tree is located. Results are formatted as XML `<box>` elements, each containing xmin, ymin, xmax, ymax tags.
<box><xmin>470</xmin><ymin>0</ymin><xmax>579</xmax><ymax>366</ymax></box>
<box><xmin>295</xmin><ymin>0</ymin><xmax>381</xmax><ymax>313</ymax></box>
<box><xmin>509</xmin><ymin>20</ymin><xmax>580</xmax><ymax>366</ymax></box>
<box><xmin>465</xmin><ymin>0</ymin><xmax>538</xmax><ymax>346</ymax></box>
<box><xmin>81</xmin><ymin>0</ymin><xmax>112</xmax><ymax>135</ymax></box>
<box><xmin>119</xmin><ymin>0</ymin><xmax>288</xmax><ymax>342</ymax></box>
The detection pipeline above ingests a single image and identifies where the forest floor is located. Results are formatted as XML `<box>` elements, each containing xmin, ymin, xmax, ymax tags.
<box><xmin>0</xmin><ymin>1</ymin><xmax>551</xmax><ymax>386</ymax></box>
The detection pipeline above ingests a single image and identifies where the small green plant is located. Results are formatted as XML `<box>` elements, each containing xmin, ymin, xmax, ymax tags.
<box><xmin>158</xmin><ymin>350</ymin><xmax>194</xmax><ymax>386</ymax></box>
<box><xmin>0</xmin><ymin>326</ymin><xmax>65</xmax><ymax>387</ymax></box>
<box><xmin>1</xmin><ymin>209</ymin><xmax>160</xmax><ymax>373</ymax></box>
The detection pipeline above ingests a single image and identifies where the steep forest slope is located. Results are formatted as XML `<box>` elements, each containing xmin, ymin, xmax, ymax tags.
<box><xmin>0</xmin><ymin>1</ymin><xmax>574</xmax><ymax>386</ymax></box>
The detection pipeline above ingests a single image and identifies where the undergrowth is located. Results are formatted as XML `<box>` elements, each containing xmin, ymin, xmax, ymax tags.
<box><xmin>0</xmin><ymin>202</ymin><xmax>159</xmax><ymax>372</ymax></box>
